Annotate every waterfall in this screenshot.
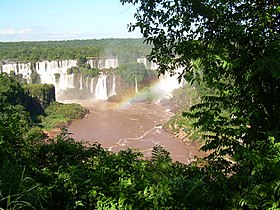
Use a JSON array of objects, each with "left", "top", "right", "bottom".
[
  {"left": 112, "top": 75, "right": 116, "bottom": 96},
  {"left": 95, "top": 74, "right": 108, "bottom": 100},
  {"left": 157, "top": 66, "right": 185, "bottom": 97},
  {"left": 87, "top": 58, "right": 118, "bottom": 69},
  {"left": 85, "top": 76, "right": 89, "bottom": 89},
  {"left": 150, "top": 60, "right": 158, "bottom": 70},
  {"left": 135, "top": 77, "right": 139, "bottom": 93},
  {"left": 59, "top": 73, "right": 75, "bottom": 90},
  {"left": 68, "top": 74, "right": 75, "bottom": 88},
  {"left": 90, "top": 78, "right": 95, "bottom": 93},
  {"left": 2, "top": 63, "right": 31, "bottom": 81},
  {"left": 137, "top": 57, "right": 147, "bottom": 67},
  {"left": 79, "top": 75, "right": 83, "bottom": 90},
  {"left": 56, "top": 74, "right": 61, "bottom": 90},
  {"left": 2, "top": 59, "right": 77, "bottom": 90},
  {"left": 104, "top": 59, "right": 119, "bottom": 69}
]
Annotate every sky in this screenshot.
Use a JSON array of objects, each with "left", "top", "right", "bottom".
[{"left": 0, "top": 0, "right": 142, "bottom": 42}]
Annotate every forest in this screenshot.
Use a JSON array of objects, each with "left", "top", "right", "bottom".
[
  {"left": 0, "top": 0, "right": 279, "bottom": 209},
  {"left": 0, "top": 38, "right": 152, "bottom": 64}
]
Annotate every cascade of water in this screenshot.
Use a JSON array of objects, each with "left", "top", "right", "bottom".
[
  {"left": 57, "top": 74, "right": 63, "bottom": 90},
  {"left": 68, "top": 74, "right": 75, "bottom": 88},
  {"left": 34, "top": 60, "right": 77, "bottom": 90},
  {"left": 150, "top": 60, "right": 158, "bottom": 70},
  {"left": 95, "top": 74, "right": 108, "bottom": 100},
  {"left": 137, "top": 57, "right": 147, "bottom": 67},
  {"left": 104, "top": 59, "right": 118, "bottom": 69},
  {"left": 59, "top": 74, "right": 65, "bottom": 90},
  {"left": 112, "top": 74, "right": 116, "bottom": 96},
  {"left": 135, "top": 77, "right": 139, "bottom": 93},
  {"left": 59, "top": 73, "right": 74, "bottom": 90},
  {"left": 90, "top": 78, "right": 95, "bottom": 93},
  {"left": 85, "top": 76, "right": 89, "bottom": 89},
  {"left": 79, "top": 75, "right": 83, "bottom": 90},
  {"left": 87, "top": 58, "right": 103, "bottom": 69},
  {"left": 87, "top": 60, "right": 93, "bottom": 68},
  {"left": 157, "top": 66, "right": 185, "bottom": 97}
]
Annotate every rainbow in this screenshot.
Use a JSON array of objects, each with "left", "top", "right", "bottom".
[{"left": 112, "top": 75, "right": 180, "bottom": 110}]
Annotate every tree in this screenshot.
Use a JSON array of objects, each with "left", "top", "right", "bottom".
[
  {"left": 120, "top": 0, "right": 280, "bottom": 208},
  {"left": 0, "top": 73, "right": 33, "bottom": 161},
  {"left": 116, "top": 61, "right": 155, "bottom": 85}
]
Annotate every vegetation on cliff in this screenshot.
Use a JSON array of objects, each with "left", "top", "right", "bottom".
[
  {"left": 40, "top": 102, "right": 89, "bottom": 130},
  {"left": 24, "top": 83, "right": 56, "bottom": 109},
  {"left": 116, "top": 61, "right": 156, "bottom": 85}
]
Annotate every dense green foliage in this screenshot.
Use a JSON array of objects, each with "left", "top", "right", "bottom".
[
  {"left": 116, "top": 61, "right": 156, "bottom": 85},
  {"left": 0, "top": 132, "right": 229, "bottom": 210},
  {"left": 0, "top": 73, "right": 33, "bottom": 160},
  {"left": 79, "top": 67, "right": 100, "bottom": 78},
  {"left": 121, "top": 0, "right": 280, "bottom": 208},
  {"left": 24, "top": 84, "right": 56, "bottom": 109},
  {"left": 40, "top": 102, "right": 88, "bottom": 130},
  {"left": 0, "top": 39, "right": 152, "bottom": 64}
]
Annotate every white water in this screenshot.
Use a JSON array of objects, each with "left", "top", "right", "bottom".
[
  {"left": 87, "top": 58, "right": 102, "bottom": 69},
  {"left": 90, "top": 78, "right": 95, "bottom": 93},
  {"left": 104, "top": 58, "right": 118, "bottom": 69},
  {"left": 1, "top": 57, "right": 185, "bottom": 101},
  {"left": 137, "top": 57, "right": 147, "bottom": 67},
  {"left": 79, "top": 75, "right": 83, "bottom": 90},
  {"left": 85, "top": 76, "right": 89, "bottom": 89},
  {"left": 61, "top": 73, "right": 75, "bottom": 90},
  {"left": 136, "top": 57, "right": 158, "bottom": 70},
  {"left": 95, "top": 74, "right": 108, "bottom": 100},
  {"left": 2, "top": 60, "right": 77, "bottom": 92},
  {"left": 1, "top": 59, "right": 119, "bottom": 91},
  {"left": 157, "top": 66, "right": 185, "bottom": 97},
  {"left": 87, "top": 58, "right": 118, "bottom": 69}
]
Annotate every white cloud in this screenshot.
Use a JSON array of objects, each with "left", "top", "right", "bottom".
[
  {"left": 19, "top": 28, "right": 32, "bottom": 34},
  {"left": 0, "top": 28, "right": 16, "bottom": 35},
  {"left": 0, "top": 28, "right": 31, "bottom": 35}
]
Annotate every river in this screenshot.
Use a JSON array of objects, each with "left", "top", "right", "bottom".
[{"left": 67, "top": 100, "right": 203, "bottom": 163}]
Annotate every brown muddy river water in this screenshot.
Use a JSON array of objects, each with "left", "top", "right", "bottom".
[{"left": 67, "top": 101, "right": 202, "bottom": 163}]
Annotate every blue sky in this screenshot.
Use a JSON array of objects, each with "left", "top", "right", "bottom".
[{"left": 0, "top": 0, "right": 142, "bottom": 42}]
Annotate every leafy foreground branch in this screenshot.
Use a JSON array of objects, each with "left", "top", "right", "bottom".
[{"left": 120, "top": 0, "right": 280, "bottom": 208}]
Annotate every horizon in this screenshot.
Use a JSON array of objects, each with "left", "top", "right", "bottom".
[{"left": 0, "top": 0, "right": 142, "bottom": 42}]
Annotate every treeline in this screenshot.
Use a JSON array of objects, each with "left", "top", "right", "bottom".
[{"left": 0, "top": 38, "right": 152, "bottom": 64}]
